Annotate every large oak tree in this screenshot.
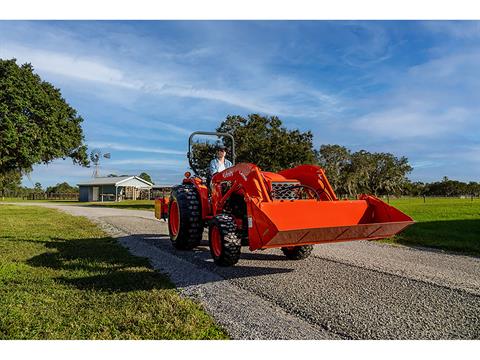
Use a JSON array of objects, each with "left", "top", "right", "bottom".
[{"left": 0, "top": 59, "right": 89, "bottom": 184}]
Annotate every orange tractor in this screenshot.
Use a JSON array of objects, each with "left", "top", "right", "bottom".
[{"left": 155, "top": 131, "right": 414, "bottom": 266}]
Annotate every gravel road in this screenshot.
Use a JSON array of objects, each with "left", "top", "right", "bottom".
[{"left": 8, "top": 203, "right": 480, "bottom": 339}]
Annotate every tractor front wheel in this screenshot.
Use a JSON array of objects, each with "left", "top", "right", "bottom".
[
  {"left": 168, "top": 184, "right": 203, "bottom": 250},
  {"left": 281, "top": 245, "right": 313, "bottom": 260},
  {"left": 209, "top": 214, "right": 241, "bottom": 266}
]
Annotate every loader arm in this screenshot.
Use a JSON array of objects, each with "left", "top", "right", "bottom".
[{"left": 278, "top": 165, "right": 338, "bottom": 201}]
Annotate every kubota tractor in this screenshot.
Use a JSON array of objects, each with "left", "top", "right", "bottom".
[{"left": 155, "top": 131, "right": 414, "bottom": 266}]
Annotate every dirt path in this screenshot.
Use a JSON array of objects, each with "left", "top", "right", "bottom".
[{"left": 7, "top": 203, "right": 480, "bottom": 339}]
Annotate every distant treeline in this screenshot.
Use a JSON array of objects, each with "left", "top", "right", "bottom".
[
  {"left": 0, "top": 181, "right": 79, "bottom": 198},
  {"left": 318, "top": 145, "right": 479, "bottom": 197},
  {"left": 404, "top": 177, "right": 480, "bottom": 197}
]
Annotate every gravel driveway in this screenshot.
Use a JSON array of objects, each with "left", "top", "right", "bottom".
[{"left": 9, "top": 203, "right": 480, "bottom": 339}]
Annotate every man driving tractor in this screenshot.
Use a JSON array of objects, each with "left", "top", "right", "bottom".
[{"left": 209, "top": 143, "right": 232, "bottom": 175}]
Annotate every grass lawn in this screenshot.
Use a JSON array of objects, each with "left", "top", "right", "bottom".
[
  {"left": 386, "top": 197, "right": 480, "bottom": 256},
  {"left": 0, "top": 204, "right": 227, "bottom": 339},
  {"left": 0, "top": 197, "right": 78, "bottom": 203},
  {"left": 0, "top": 198, "right": 155, "bottom": 211}
]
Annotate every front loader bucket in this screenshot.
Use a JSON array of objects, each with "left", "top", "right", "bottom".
[{"left": 248, "top": 195, "right": 413, "bottom": 251}]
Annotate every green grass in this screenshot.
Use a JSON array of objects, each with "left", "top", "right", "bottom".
[
  {"left": 0, "top": 198, "right": 155, "bottom": 210},
  {"left": 385, "top": 197, "right": 480, "bottom": 256},
  {"left": 0, "top": 205, "right": 228, "bottom": 339},
  {"left": 0, "top": 197, "right": 78, "bottom": 203}
]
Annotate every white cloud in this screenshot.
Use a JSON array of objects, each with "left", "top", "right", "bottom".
[
  {"left": 352, "top": 107, "right": 470, "bottom": 138},
  {"left": 410, "top": 160, "right": 442, "bottom": 169},
  {"left": 421, "top": 21, "right": 480, "bottom": 39},
  {"left": 351, "top": 49, "right": 480, "bottom": 140},
  {"left": 87, "top": 141, "right": 184, "bottom": 155},
  {"left": 94, "top": 117, "right": 192, "bottom": 137},
  {"left": 109, "top": 159, "right": 185, "bottom": 167},
  {"left": 0, "top": 44, "right": 135, "bottom": 88},
  {"left": 0, "top": 39, "right": 341, "bottom": 118}
]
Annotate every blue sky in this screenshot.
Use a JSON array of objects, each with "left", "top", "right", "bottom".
[{"left": 1, "top": 21, "right": 479, "bottom": 187}]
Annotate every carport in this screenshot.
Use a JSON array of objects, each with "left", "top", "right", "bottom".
[{"left": 77, "top": 176, "right": 153, "bottom": 202}]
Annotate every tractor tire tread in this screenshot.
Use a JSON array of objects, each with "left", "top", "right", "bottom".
[
  {"left": 210, "top": 214, "right": 241, "bottom": 266},
  {"left": 169, "top": 184, "right": 203, "bottom": 250},
  {"left": 281, "top": 245, "right": 313, "bottom": 260}
]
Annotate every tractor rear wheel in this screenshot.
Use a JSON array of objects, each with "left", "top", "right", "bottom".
[
  {"left": 281, "top": 245, "right": 313, "bottom": 260},
  {"left": 209, "top": 214, "right": 241, "bottom": 266},
  {"left": 168, "top": 184, "right": 203, "bottom": 250}
]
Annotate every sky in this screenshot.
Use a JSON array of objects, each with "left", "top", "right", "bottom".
[{"left": 0, "top": 20, "right": 479, "bottom": 187}]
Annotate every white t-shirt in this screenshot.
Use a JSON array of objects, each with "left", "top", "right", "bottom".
[{"left": 218, "top": 161, "right": 225, "bottom": 172}]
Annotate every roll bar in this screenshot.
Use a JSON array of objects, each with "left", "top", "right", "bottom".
[{"left": 187, "top": 131, "right": 236, "bottom": 176}]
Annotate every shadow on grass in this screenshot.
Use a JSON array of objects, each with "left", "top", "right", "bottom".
[
  {"left": 26, "top": 232, "right": 294, "bottom": 291},
  {"left": 392, "top": 219, "right": 480, "bottom": 257},
  {"left": 27, "top": 236, "right": 174, "bottom": 292}
]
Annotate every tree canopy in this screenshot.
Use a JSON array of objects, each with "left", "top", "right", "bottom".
[
  {"left": 317, "top": 145, "right": 412, "bottom": 197},
  {"left": 190, "top": 141, "right": 218, "bottom": 178},
  {"left": 138, "top": 172, "right": 154, "bottom": 184},
  {"left": 45, "top": 182, "right": 78, "bottom": 194},
  {"left": 0, "top": 59, "right": 89, "bottom": 179},
  {"left": 406, "top": 177, "right": 480, "bottom": 197},
  {"left": 216, "top": 114, "right": 316, "bottom": 172}
]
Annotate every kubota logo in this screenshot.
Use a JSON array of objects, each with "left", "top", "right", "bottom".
[{"left": 223, "top": 170, "right": 234, "bottom": 178}]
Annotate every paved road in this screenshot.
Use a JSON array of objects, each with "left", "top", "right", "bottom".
[{"left": 7, "top": 203, "right": 480, "bottom": 339}]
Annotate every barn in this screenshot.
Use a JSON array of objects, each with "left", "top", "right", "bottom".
[{"left": 77, "top": 176, "right": 153, "bottom": 202}]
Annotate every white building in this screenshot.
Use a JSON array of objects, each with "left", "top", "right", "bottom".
[{"left": 77, "top": 176, "right": 153, "bottom": 202}]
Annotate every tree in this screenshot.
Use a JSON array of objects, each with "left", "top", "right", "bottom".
[
  {"left": 423, "top": 177, "right": 471, "bottom": 197},
  {"left": 0, "top": 58, "right": 89, "bottom": 179},
  {"left": 363, "top": 152, "right": 412, "bottom": 196},
  {"left": 316, "top": 144, "right": 351, "bottom": 194},
  {"left": 402, "top": 181, "right": 426, "bottom": 196},
  {"left": 46, "top": 182, "right": 78, "bottom": 194},
  {"left": 467, "top": 182, "right": 480, "bottom": 197},
  {"left": 139, "top": 172, "right": 154, "bottom": 184},
  {"left": 344, "top": 150, "right": 373, "bottom": 196},
  {"left": 190, "top": 141, "right": 217, "bottom": 178},
  {"left": 317, "top": 146, "right": 413, "bottom": 197},
  {"left": 0, "top": 170, "right": 21, "bottom": 197},
  {"left": 216, "top": 114, "right": 316, "bottom": 172},
  {"left": 34, "top": 182, "right": 43, "bottom": 192}
]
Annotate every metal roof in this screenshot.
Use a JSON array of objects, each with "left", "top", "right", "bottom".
[
  {"left": 77, "top": 176, "right": 153, "bottom": 187},
  {"left": 151, "top": 184, "right": 174, "bottom": 188}
]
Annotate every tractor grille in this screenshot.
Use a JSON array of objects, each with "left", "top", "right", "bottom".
[{"left": 271, "top": 182, "right": 302, "bottom": 200}]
